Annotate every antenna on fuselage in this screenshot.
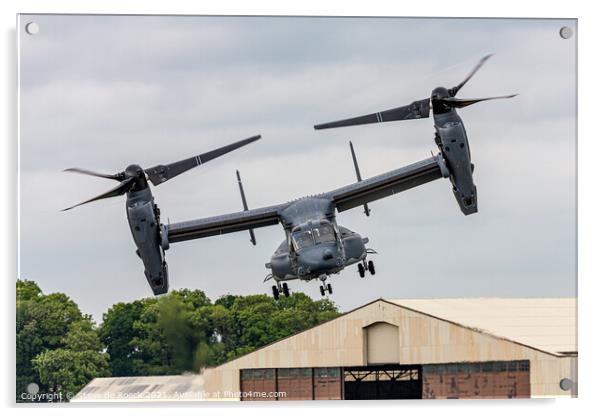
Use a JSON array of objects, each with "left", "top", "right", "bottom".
[
  {"left": 349, "top": 141, "right": 371, "bottom": 217},
  {"left": 236, "top": 170, "right": 257, "bottom": 245}
]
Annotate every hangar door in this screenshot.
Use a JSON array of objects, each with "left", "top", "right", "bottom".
[
  {"left": 240, "top": 367, "right": 342, "bottom": 401},
  {"left": 344, "top": 365, "right": 422, "bottom": 400},
  {"left": 422, "top": 360, "right": 531, "bottom": 399},
  {"left": 240, "top": 369, "right": 277, "bottom": 401}
]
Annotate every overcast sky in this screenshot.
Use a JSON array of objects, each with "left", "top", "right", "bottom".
[{"left": 18, "top": 15, "right": 576, "bottom": 322}]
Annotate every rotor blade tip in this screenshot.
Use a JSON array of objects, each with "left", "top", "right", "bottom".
[{"left": 480, "top": 54, "right": 494, "bottom": 62}]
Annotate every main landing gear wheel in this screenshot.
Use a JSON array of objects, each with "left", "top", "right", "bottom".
[
  {"left": 282, "top": 282, "right": 290, "bottom": 297},
  {"left": 272, "top": 285, "right": 279, "bottom": 300},
  {"left": 358, "top": 263, "right": 365, "bottom": 278},
  {"left": 368, "top": 260, "right": 375, "bottom": 275},
  {"left": 319, "top": 275, "right": 331, "bottom": 297}
]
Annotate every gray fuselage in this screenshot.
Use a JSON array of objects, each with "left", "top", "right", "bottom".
[{"left": 267, "top": 197, "right": 368, "bottom": 282}]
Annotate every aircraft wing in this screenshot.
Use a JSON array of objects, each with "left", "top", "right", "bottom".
[
  {"left": 167, "top": 203, "right": 286, "bottom": 243},
  {"left": 327, "top": 156, "right": 444, "bottom": 213}
]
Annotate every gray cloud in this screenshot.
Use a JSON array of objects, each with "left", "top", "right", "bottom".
[{"left": 18, "top": 15, "right": 576, "bottom": 321}]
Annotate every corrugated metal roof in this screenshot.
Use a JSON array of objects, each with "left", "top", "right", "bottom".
[
  {"left": 386, "top": 298, "right": 576, "bottom": 355},
  {"left": 71, "top": 374, "right": 208, "bottom": 402}
]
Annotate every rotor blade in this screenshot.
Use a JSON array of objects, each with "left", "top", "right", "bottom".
[
  {"left": 441, "top": 94, "right": 518, "bottom": 108},
  {"left": 61, "top": 177, "right": 134, "bottom": 211},
  {"left": 63, "top": 167, "right": 124, "bottom": 181},
  {"left": 314, "top": 98, "right": 430, "bottom": 130},
  {"left": 144, "top": 134, "right": 261, "bottom": 186},
  {"left": 448, "top": 54, "right": 493, "bottom": 97}
]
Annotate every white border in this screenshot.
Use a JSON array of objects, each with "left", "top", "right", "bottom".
[{"left": 3, "top": 1, "right": 599, "bottom": 415}]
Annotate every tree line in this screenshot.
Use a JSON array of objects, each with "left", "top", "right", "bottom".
[{"left": 16, "top": 279, "right": 340, "bottom": 402}]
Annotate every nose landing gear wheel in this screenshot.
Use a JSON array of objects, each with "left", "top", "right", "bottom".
[
  {"left": 319, "top": 286, "right": 325, "bottom": 296},
  {"left": 368, "top": 260, "right": 375, "bottom": 275},
  {"left": 282, "top": 282, "right": 290, "bottom": 297},
  {"left": 272, "top": 285, "right": 280, "bottom": 300},
  {"left": 358, "top": 263, "right": 365, "bottom": 278},
  {"left": 327, "top": 283, "right": 333, "bottom": 294}
]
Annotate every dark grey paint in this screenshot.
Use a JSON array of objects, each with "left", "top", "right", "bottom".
[{"left": 126, "top": 187, "right": 168, "bottom": 295}]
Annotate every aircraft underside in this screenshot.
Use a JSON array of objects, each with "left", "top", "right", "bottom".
[{"left": 268, "top": 247, "right": 376, "bottom": 300}]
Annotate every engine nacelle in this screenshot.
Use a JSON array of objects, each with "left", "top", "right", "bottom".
[
  {"left": 340, "top": 227, "right": 367, "bottom": 263},
  {"left": 436, "top": 118, "right": 478, "bottom": 215},
  {"left": 126, "top": 188, "right": 169, "bottom": 295},
  {"left": 268, "top": 238, "right": 295, "bottom": 280}
]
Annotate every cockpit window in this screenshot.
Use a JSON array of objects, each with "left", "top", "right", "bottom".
[
  {"left": 313, "top": 223, "right": 336, "bottom": 244},
  {"left": 291, "top": 223, "right": 337, "bottom": 251},
  {"left": 292, "top": 230, "right": 314, "bottom": 251}
]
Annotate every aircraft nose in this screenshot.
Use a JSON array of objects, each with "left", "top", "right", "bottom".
[{"left": 298, "top": 245, "right": 342, "bottom": 275}]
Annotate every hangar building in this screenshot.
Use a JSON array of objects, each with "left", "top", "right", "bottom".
[{"left": 74, "top": 297, "right": 577, "bottom": 402}]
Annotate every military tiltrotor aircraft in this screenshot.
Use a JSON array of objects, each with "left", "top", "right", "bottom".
[
  {"left": 64, "top": 55, "right": 515, "bottom": 299},
  {"left": 165, "top": 55, "right": 516, "bottom": 299},
  {"left": 62, "top": 135, "right": 261, "bottom": 295}
]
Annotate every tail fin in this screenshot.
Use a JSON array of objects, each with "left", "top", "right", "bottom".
[
  {"left": 349, "top": 141, "right": 371, "bottom": 217},
  {"left": 236, "top": 170, "right": 257, "bottom": 245}
]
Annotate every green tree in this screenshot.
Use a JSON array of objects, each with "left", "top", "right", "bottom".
[
  {"left": 98, "top": 300, "right": 145, "bottom": 376},
  {"left": 214, "top": 292, "right": 340, "bottom": 361},
  {"left": 129, "top": 298, "right": 168, "bottom": 375},
  {"left": 32, "top": 318, "right": 110, "bottom": 399},
  {"left": 98, "top": 289, "right": 340, "bottom": 376},
  {"left": 16, "top": 280, "right": 82, "bottom": 401},
  {"left": 99, "top": 289, "right": 221, "bottom": 376},
  {"left": 17, "top": 282, "right": 342, "bottom": 394},
  {"left": 16, "top": 279, "right": 42, "bottom": 302},
  {"left": 157, "top": 295, "right": 197, "bottom": 372}
]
